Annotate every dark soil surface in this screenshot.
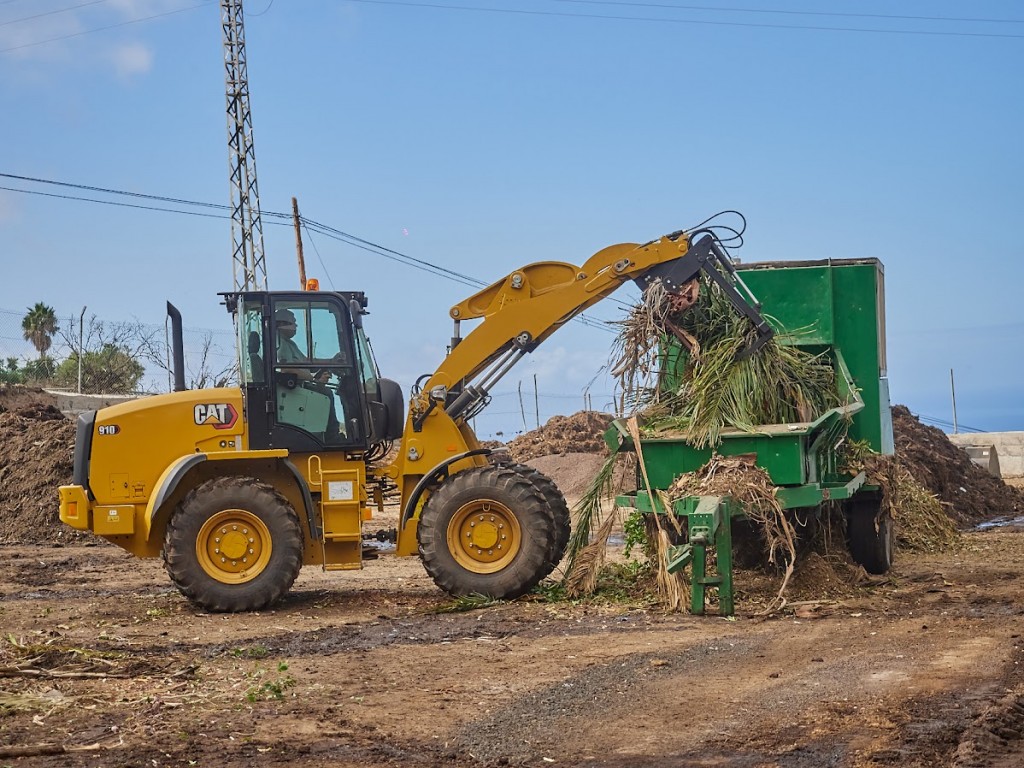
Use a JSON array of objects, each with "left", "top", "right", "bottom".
[{"left": 1, "top": 528, "right": 1023, "bottom": 767}]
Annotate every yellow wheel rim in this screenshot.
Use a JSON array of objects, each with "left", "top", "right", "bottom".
[
  {"left": 446, "top": 499, "right": 522, "bottom": 574},
  {"left": 196, "top": 509, "right": 272, "bottom": 584}
]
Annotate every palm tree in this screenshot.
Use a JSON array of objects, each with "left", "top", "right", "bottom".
[{"left": 22, "top": 302, "right": 59, "bottom": 359}]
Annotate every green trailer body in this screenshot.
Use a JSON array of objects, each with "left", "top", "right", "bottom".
[{"left": 612, "top": 258, "right": 895, "bottom": 614}]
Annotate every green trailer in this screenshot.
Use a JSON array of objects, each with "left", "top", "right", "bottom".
[{"left": 610, "top": 258, "right": 894, "bottom": 615}]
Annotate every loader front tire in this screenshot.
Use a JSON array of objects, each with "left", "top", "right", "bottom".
[
  {"left": 505, "top": 463, "right": 571, "bottom": 578},
  {"left": 419, "top": 466, "right": 555, "bottom": 599},
  {"left": 163, "top": 477, "right": 303, "bottom": 612}
]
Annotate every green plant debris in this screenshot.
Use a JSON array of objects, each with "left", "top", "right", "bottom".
[
  {"left": 611, "top": 277, "right": 843, "bottom": 448},
  {"left": 244, "top": 663, "right": 295, "bottom": 702}
]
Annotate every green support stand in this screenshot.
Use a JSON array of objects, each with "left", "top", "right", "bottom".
[{"left": 666, "top": 496, "right": 737, "bottom": 616}]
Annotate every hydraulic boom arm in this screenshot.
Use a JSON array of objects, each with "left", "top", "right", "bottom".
[{"left": 415, "top": 231, "right": 773, "bottom": 427}]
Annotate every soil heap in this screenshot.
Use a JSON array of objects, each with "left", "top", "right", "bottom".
[
  {"left": 505, "top": 411, "right": 613, "bottom": 462},
  {"left": 891, "top": 405, "right": 1024, "bottom": 523},
  {"left": 0, "top": 386, "right": 80, "bottom": 545}
]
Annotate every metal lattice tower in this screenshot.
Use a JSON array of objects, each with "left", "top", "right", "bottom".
[{"left": 222, "top": 0, "right": 267, "bottom": 291}]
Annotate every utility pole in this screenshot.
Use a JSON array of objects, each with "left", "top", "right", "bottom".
[
  {"left": 292, "top": 197, "right": 307, "bottom": 289},
  {"left": 533, "top": 373, "right": 540, "bottom": 429},
  {"left": 950, "top": 368, "right": 959, "bottom": 434},
  {"left": 77, "top": 306, "right": 86, "bottom": 394},
  {"left": 222, "top": 0, "right": 267, "bottom": 291}
]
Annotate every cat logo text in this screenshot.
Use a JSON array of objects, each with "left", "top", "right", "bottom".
[{"left": 194, "top": 403, "right": 238, "bottom": 430}]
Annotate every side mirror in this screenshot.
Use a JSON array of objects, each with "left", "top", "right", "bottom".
[{"left": 367, "top": 378, "right": 405, "bottom": 443}]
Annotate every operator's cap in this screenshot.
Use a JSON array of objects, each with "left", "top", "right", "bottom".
[{"left": 274, "top": 308, "right": 296, "bottom": 325}]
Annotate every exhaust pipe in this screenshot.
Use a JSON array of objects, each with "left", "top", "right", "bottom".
[{"left": 166, "top": 302, "right": 186, "bottom": 392}]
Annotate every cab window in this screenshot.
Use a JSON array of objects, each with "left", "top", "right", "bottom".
[{"left": 271, "top": 299, "right": 359, "bottom": 446}]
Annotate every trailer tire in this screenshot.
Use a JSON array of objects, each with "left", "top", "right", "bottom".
[
  {"left": 163, "top": 477, "right": 303, "bottom": 612},
  {"left": 419, "top": 466, "right": 555, "bottom": 599},
  {"left": 846, "top": 494, "right": 894, "bottom": 575}
]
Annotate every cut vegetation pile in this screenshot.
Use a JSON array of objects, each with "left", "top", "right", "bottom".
[
  {"left": 0, "top": 386, "right": 80, "bottom": 546},
  {"left": 505, "top": 411, "right": 613, "bottom": 462},
  {"left": 611, "top": 278, "right": 842, "bottom": 447}
]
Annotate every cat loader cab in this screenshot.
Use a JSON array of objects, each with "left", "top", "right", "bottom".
[{"left": 231, "top": 288, "right": 404, "bottom": 454}]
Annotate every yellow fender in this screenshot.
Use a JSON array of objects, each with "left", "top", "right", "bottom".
[{"left": 142, "top": 449, "right": 295, "bottom": 544}]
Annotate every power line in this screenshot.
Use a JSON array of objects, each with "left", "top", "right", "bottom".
[
  {"left": 299, "top": 219, "right": 335, "bottom": 291},
  {"left": 0, "top": 184, "right": 228, "bottom": 220},
  {"left": 0, "top": 172, "right": 622, "bottom": 329},
  {"left": 915, "top": 412, "right": 986, "bottom": 434},
  {"left": 0, "top": 172, "right": 228, "bottom": 210},
  {"left": 0, "top": 0, "right": 109, "bottom": 28},
  {"left": 341, "top": 0, "right": 1024, "bottom": 39},
  {"left": 0, "top": 1, "right": 213, "bottom": 54},
  {"left": 555, "top": 0, "right": 1024, "bottom": 26}
]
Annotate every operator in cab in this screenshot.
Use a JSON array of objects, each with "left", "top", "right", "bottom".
[{"left": 274, "top": 308, "right": 343, "bottom": 441}]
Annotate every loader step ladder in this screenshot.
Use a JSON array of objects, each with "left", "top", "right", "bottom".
[{"left": 318, "top": 467, "right": 363, "bottom": 571}]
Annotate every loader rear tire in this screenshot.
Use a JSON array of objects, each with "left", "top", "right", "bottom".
[
  {"left": 419, "top": 466, "right": 555, "bottom": 599},
  {"left": 163, "top": 477, "right": 303, "bottom": 612},
  {"left": 846, "top": 493, "right": 894, "bottom": 575}
]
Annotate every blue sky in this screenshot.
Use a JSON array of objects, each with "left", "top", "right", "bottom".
[{"left": 1, "top": 0, "right": 1022, "bottom": 438}]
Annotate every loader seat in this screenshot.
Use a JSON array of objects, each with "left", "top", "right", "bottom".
[{"left": 248, "top": 331, "right": 265, "bottom": 383}]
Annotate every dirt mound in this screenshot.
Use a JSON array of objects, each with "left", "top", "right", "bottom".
[
  {"left": 506, "top": 411, "right": 613, "bottom": 462},
  {"left": 524, "top": 452, "right": 636, "bottom": 500},
  {"left": 891, "top": 405, "right": 1024, "bottom": 524},
  {"left": 0, "top": 384, "right": 56, "bottom": 414},
  {"left": 0, "top": 386, "right": 81, "bottom": 545}
]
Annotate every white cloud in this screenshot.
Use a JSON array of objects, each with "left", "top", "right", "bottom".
[
  {"left": 109, "top": 41, "right": 154, "bottom": 79},
  {"left": 0, "top": 1, "right": 186, "bottom": 70}
]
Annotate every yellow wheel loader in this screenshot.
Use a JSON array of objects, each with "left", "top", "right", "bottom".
[{"left": 58, "top": 229, "right": 772, "bottom": 611}]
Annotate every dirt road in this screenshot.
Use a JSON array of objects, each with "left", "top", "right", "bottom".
[{"left": 3, "top": 519, "right": 1023, "bottom": 768}]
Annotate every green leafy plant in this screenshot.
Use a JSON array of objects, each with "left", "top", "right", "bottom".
[
  {"left": 244, "top": 662, "right": 295, "bottom": 702},
  {"left": 231, "top": 645, "right": 269, "bottom": 659},
  {"left": 622, "top": 510, "right": 650, "bottom": 560}
]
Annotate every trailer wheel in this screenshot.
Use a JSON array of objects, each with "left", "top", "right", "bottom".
[
  {"left": 504, "top": 463, "right": 571, "bottom": 578},
  {"left": 846, "top": 494, "right": 894, "bottom": 575},
  {"left": 163, "top": 477, "right": 303, "bottom": 612},
  {"left": 419, "top": 466, "right": 555, "bottom": 599}
]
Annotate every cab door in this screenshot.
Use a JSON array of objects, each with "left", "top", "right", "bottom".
[{"left": 240, "top": 295, "right": 367, "bottom": 453}]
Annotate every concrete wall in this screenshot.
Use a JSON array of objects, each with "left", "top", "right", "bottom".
[
  {"left": 948, "top": 432, "right": 1024, "bottom": 478},
  {"left": 46, "top": 390, "right": 137, "bottom": 420}
]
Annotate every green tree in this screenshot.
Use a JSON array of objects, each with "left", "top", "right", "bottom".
[
  {"left": 22, "top": 356, "right": 57, "bottom": 382},
  {"left": 54, "top": 344, "right": 144, "bottom": 394},
  {"left": 22, "top": 302, "right": 59, "bottom": 359},
  {"left": 0, "top": 357, "right": 24, "bottom": 385}
]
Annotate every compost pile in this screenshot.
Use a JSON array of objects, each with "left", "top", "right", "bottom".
[
  {"left": 891, "top": 405, "right": 1024, "bottom": 523},
  {"left": 0, "top": 386, "right": 81, "bottom": 545},
  {"left": 505, "top": 411, "right": 613, "bottom": 462}
]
